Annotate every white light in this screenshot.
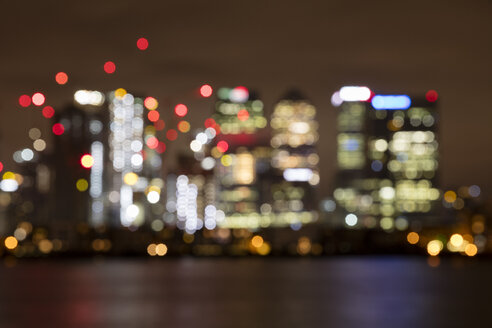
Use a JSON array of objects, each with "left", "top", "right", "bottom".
[
  {"left": 339, "top": 86, "right": 371, "bottom": 102},
  {"left": 21, "top": 148, "right": 34, "bottom": 161},
  {"left": 345, "top": 213, "right": 358, "bottom": 226},
  {"left": 196, "top": 132, "right": 208, "bottom": 144},
  {"left": 374, "top": 139, "right": 388, "bottom": 152},
  {"left": 190, "top": 140, "right": 202, "bottom": 152},
  {"left": 0, "top": 179, "right": 19, "bottom": 192},
  {"left": 89, "top": 120, "right": 103, "bottom": 134},
  {"left": 283, "top": 168, "right": 313, "bottom": 182},
  {"left": 147, "top": 190, "right": 160, "bottom": 204},
  {"left": 126, "top": 204, "right": 140, "bottom": 218},
  {"left": 229, "top": 87, "right": 249, "bottom": 103},
  {"left": 204, "top": 218, "right": 216, "bottom": 230},
  {"left": 205, "top": 127, "right": 216, "bottom": 139},
  {"left": 331, "top": 91, "right": 343, "bottom": 107},
  {"left": 74, "top": 90, "right": 105, "bottom": 106},
  {"left": 379, "top": 186, "right": 395, "bottom": 200},
  {"left": 288, "top": 122, "right": 310, "bottom": 134},
  {"left": 201, "top": 157, "right": 215, "bottom": 170},
  {"left": 215, "top": 210, "right": 225, "bottom": 222},
  {"left": 131, "top": 154, "right": 143, "bottom": 167}
]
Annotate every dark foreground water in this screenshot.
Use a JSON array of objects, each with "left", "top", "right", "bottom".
[{"left": 0, "top": 256, "right": 490, "bottom": 328}]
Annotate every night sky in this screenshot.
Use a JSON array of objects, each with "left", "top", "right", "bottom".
[{"left": 1, "top": 0, "right": 491, "bottom": 197}]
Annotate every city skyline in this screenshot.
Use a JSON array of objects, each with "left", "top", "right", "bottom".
[{"left": 1, "top": 0, "right": 491, "bottom": 197}]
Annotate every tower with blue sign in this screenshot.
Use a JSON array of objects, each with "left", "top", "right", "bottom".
[{"left": 332, "top": 87, "right": 440, "bottom": 231}]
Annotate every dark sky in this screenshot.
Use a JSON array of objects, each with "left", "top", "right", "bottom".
[{"left": 1, "top": 0, "right": 491, "bottom": 196}]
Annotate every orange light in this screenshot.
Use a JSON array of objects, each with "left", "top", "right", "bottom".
[
  {"left": 147, "top": 111, "right": 159, "bottom": 122},
  {"left": 237, "top": 109, "right": 249, "bottom": 121},
  {"left": 80, "top": 154, "right": 94, "bottom": 168},
  {"left": 144, "top": 97, "right": 158, "bottom": 110},
  {"left": 55, "top": 72, "right": 68, "bottom": 85},
  {"left": 177, "top": 120, "right": 190, "bottom": 133},
  {"left": 199, "top": 84, "right": 213, "bottom": 97}
]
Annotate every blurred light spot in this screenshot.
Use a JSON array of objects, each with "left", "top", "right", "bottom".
[
  {"left": 144, "top": 97, "right": 158, "bottom": 110},
  {"left": 407, "top": 232, "right": 419, "bottom": 244},
  {"left": 155, "top": 243, "right": 167, "bottom": 256},
  {"left": 136, "top": 37, "right": 149, "bottom": 50},
  {"left": 146, "top": 136, "right": 159, "bottom": 149},
  {"left": 166, "top": 129, "right": 178, "bottom": 141},
  {"left": 19, "top": 95, "right": 31, "bottom": 107},
  {"left": 42, "top": 106, "right": 55, "bottom": 118},
  {"left": 174, "top": 104, "right": 188, "bottom": 117},
  {"left": 123, "top": 172, "right": 139, "bottom": 186},
  {"left": 32, "top": 92, "right": 45, "bottom": 106},
  {"left": 104, "top": 61, "right": 116, "bottom": 74},
  {"left": 217, "top": 140, "right": 228, "bottom": 152},
  {"left": 4, "top": 236, "right": 18, "bottom": 250},
  {"left": 426, "top": 90, "right": 438, "bottom": 102},
  {"left": 200, "top": 84, "right": 213, "bottom": 97},
  {"left": 80, "top": 154, "right": 94, "bottom": 168},
  {"left": 76, "top": 179, "right": 89, "bottom": 192},
  {"left": 345, "top": 213, "right": 357, "bottom": 226},
  {"left": 147, "top": 110, "right": 159, "bottom": 122},
  {"left": 55, "top": 72, "right": 68, "bottom": 85},
  {"left": 427, "top": 240, "right": 443, "bottom": 256},
  {"left": 28, "top": 128, "right": 41, "bottom": 140},
  {"left": 177, "top": 120, "right": 190, "bottom": 133},
  {"left": 237, "top": 109, "right": 250, "bottom": 121},
  {"left": 465, "top": 244, "right": 478, "bottom": 256}
]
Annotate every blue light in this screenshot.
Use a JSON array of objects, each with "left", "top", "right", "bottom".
[{"left": 371, "top": 95, "right": 411, "bottom": 110}]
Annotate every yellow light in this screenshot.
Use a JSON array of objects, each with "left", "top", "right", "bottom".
[
  {"left": 123, "top": 172, "right": 139, "bottom": 186},
  {"left": 38, "top": 239, "right": 53, "bottom": 253},
  {"left": 76, "top": 179, "right": 89, "bottom": 192},
  {"left": 407, "top": 232, "right": 419, "bottom": 244},
  {"left": 449, "top": 234, "right": 463, "bottom": 248},
  {"left": 251, "top": 235, "right": 264, "bottom": 248},
  {"left": 147, "top": 243, "right": 157, "bottom": 256},
  {"left": 257, "top": 242, "right": 271, "bottom": 256},
  {"left": 211, "top": 147, "right": 222, "bottom": 158},
  {"left": 464, "top": 244, "right": 478, "bottom": 256},
  {"left": 4, "top": 236, "right": 18, "bottom": 249},
  {"left": 155, "top": 243, "right": 168, "bottom": 256},
  {"left": 221, "top": 155, "right": 232, "bottom": 167},
  {"left": 427, "top": 240, "right": 443, "bottom": 256},
  {"left": 3, "top": 171, "right": 15, "bottom": 180},
  {"left": 443, "top": 190, "right": 457, "bottom": 203},
  {"left": 144, "top": 125, "right": 156, "bottom": 136},
  {"left": 114, "top": 88, "right": 127, "bottom": 99}
]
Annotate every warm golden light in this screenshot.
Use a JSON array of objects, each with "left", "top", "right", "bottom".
[
  {"left": 407, "top": 232, "right": 419, "bottom": 244},
  {"left": 251, "top": 235, "right": 264, "bottom": 248},
  {"left": 464, "top": 244, "right": 478, "bottom": 257},
  {"left": 4, "top": 236, "right": 18, "bottom": 250},
  {"left": 427, "top": 240, "right": 443, "bottom": 256},
  {"left": 449, "top": 234, "right": 463, "bottom": 248},
  {"left": 123, "top": 172, "right": 139, "bottom": 186}
]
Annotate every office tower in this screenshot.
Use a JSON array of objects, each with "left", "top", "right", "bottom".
[
  {"left": 333, "top": 87, "right": 440, "bottom": 230},
  {"left": 270, "top": 90, "right": 320, "bottom": 228},
  {"left": 209, "top": 86, "right": 271, "bottom": 229}
]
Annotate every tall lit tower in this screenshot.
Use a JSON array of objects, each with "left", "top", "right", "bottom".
[
  {"left": 332, "top": 87, "right": 440, "bottom": 230},
  {"left": 270, "top": 89, "right": 320, "bottom": 228}
]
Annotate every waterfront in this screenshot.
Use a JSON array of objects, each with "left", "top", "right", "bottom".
[{"left": 0, "top": 256, "right": 490, "bottom": 328}]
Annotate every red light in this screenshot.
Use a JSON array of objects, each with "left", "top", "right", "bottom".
[
  {"left": 156, "top": 141, "right": 166, "bottom": 154},
  {"left": 19, "top": 94, "right": 31, "bottom": 107},
  {"left": 52, "top": 123, "right": 65, "bottom": 135},
  {"left": 32, "top": 92, "right": 45, "bottom": 106},
  {"left": 426, "top": 90, "right": 438, "bottom": 102},
  {"left": 55, "top": 72, "right": 68, "bottom": 85},
  {"left": 200, "top": 84, "right": 213, "bottom": 98},
  {"left": 0, "top": 161, "right": 3, "bottom": 172},
  {"left": 154, "top": 119, "right": 165, "bottom": 131},
  {"left": 166, "top": 129, "right": 178, "bottom": 141},
  {"left": 42, "top": 106, "right": 55, "bottom": 118},
  {"left": 204, "top": 118, "right": 216, "bottom": 128},
  {"left": 104, "top": 61, "right": 116, "bottom": 74},
  {"left": 136, "top": 37, "right": 149, "bottom": 50},
  {"left": 146, "top": 136, "right": 159, "bottom": 149},
  {"left": 147, "top": 111, "right": 160, "bottom": 122},
  {"left": 237, "top": 109, "right": 249, "bottom": 121},
  {"left": 217, "top": 140, "right": 229, "bottom": 152},
  {"left": 174, "top": 104, "right": 188, "bottom": 117},
  {"left": 80, "top": 154, "right": 94, "bottom": 169}
]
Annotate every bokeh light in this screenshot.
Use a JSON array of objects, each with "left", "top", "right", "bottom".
[
  {"left": 80, "top": 154, "right": 94, "bottom": 168},
  {"left": 174, "top": 104, "right": 188, "bottom": 117},
  {"left": 55, "top": 72, "right": 68, "bottom": 85},
  {"left": 237, "top": 109, "right": 250, "bottom": 121},
  {"left": 426, "top": 90, "right": 438, "bottom": 102},
  {"left": 199, "top": 84, "right": 213, "bottom": 97},
  {"left": 166, "top": 129, "right": 178, "bottom": 141},
  {"left": 146, "top": 136, "right": 159, "bottom": 149},
  {"left": 216, "top": 140, "right": 229, "bottom": 153},
  {"left": 156, "top": 141, "right": 166, "bottom": 153},
  {"left": 154, "top": 119, "right": 165, "bottom": 131},
  {"left": 144, "top": 97, "right": 158, "bottom": 110},
  {"left": 42, "top": 106, "right": 55, "bottom": 118},
  {"left": 4, "top": 236, "right": 18, "bottom": 250},
  {"left": 136, "top": 37, "right": 149, "bottom": 50},
  {"left": 104, "top": 61, "right": 116, "bottom": 74},
  {"left": 177, "top": 120, "right": 190, "bottom": 133},
  {"left": 52, "top": 123, "right": 65, "bottom": 135},
  {"left": 147, "top": 111, "right": 160, "bottom": 122},
  {"left": 32, "top": 93, "right": 45, "bottom": 106},
  {"left": 0, "top": 161, "right": 3, "bottom": 172},
  {"left": 76, "top": 179, "right": 89, "bottom": 192},
  {"left": 19, "top": 94, "right": 31, "bottom": 107},
  {"left": 407, "top": 232, "right": 419, "bottom": 244}
]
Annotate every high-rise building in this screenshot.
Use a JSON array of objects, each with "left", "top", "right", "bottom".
[
  {"left": 209, "top": 86, "right": 271, "bottom": 229},
  {"left": 270, "top": 90, "right": 320, "bottom": 228},
  {"left": 332, "top": 87, "right": 440, "bottom": 231}
]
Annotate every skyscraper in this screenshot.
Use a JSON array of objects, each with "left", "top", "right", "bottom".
[
  {"left": 270, "top": 90, "right": 320, "bottom": 228},
  {"left": 333, "top": 87, "right": 440, "bottom": 231}
]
